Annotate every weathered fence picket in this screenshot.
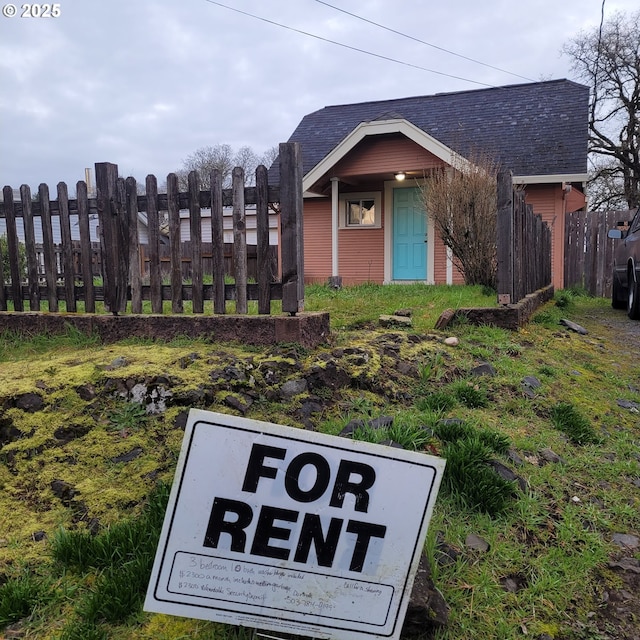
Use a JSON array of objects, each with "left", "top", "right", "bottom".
[
  {"left": 0, "top": 142, "right": 303, "bottom": 316},
  {"left": 497, "top": 171, "right": 552, "bottom": 304},
  {"left": 564, "top": 209, "right": 635, "bottom": 298}
]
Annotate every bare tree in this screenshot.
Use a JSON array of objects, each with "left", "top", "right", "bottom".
[
  {"left": 563, "top": 10, "right": 640, "bottom": 209},
  {"left": 176, "top": 144, "right": 235, "bottom": 191},
  {"left": 587, "top": 156, "right": 629, "bottom": 211},
  {"left": 260, "top": 145, "right": 279, "bottom": 170},
  {"left": 175, "top": 144, "right": 278, "bottom": 191},
  {"left": 419, "top": 151, "right": 499, "bottom": 289}
]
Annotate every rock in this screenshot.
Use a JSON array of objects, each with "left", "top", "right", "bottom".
[
  {"left": 465, "top": 533, "right": 490, "bottom": 552},
  {"left": 397, "top": 361, "right": 418, "bottom": 376},
  {"left": 394, "top": 308, "right": 413, "bottom": 317},
  {"left": 434, "top": 309, "right": 455, "bottom": 330},
  {"left": 379, "top": 314, "right": 412, "bottom": 328},
  {"left": 435, "top": 541, "right": 459, "bottom": 566},
  {"left": 0, "top": 420, "right": 22, "bottom": 446},
  {"left": 106, "top": 356, "right": 128, "bottom": 370},
  {"left": 522, "top": 376, "right": 542, "bottom": 398},
  {"left": 300, "top": 401, "right": 323, "bottom": 418},
  {"left": 76, "top": 384, "right": 97, "bottom": 401},
  {"left": 488, "top": 460, "right": 527, "bottom": 491},
  {"left": 368, "top": 415, "right": 394, "bottom": 430},
  {"left": 50, "top": 479, "right": 78, "bottom": 505},
  {"left": 15, "top": 392, "right": 44, "bottom": 412},
  {"left": 471, "top": 363, "right": 496, "bottom": 377},
  {"left": 112, "top": 447, "right": 144, "bottom": 464},
  {"left": 507, "top": 448, "right": 524, "bottom": 466},
  {"left": 280, "top": 379, "right": 308, "bottom": 399},
  {"left": 339, "top": 419, "right": 365, "bottom": 437},
  {"left": 443, "top": 337, "right": 459, "bottom": 346},
  {"left": 174, "top": 411, "right": 189, "bottom": 431},
  {"left": 501, "top": 574, "right": 527, "bottom": 593},
  {"left": 617, "top": 399, "right": 640, "bottom": 412},
  {"left": 402, "top": 553, "right": 450, "bottom": 635},
  {"left": 612, "top": 533, "right": 640, "bottom": 550},
  {"left": 539, "top": 448, "right": 564, "bottom": 464},
  {"left": 560, "top": 319, "right": 588, "bottom": 335},
  {"left": 379, "top": 439, "right": 405, "bottom": 449},
  {"left": 306, "top": 361, "right": 351, "bottom": 391},
  {"left": 224, "top": 394, "right": 253, "bottom": 415},
  {"left": 523, "top": 376, "right": 541, "bottom": 389},
  {"left": 608, "top": 558, "right": 640, "bottom": 574},
  {"left": 53, "top": 424, "right": 92, "bottom": 444},
  {"left": 177, "top": 352, "right": 200, "bottom": 369},
  {"left": 31, "top": 530, "right": 47, "bottom": 542}
]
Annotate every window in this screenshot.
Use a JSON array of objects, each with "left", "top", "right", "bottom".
[
  {"left": 340, "top": 192, "right": 381, "bottom": 228},
  {"left": 347, "top": 199, "right": 375, "bottom": 225}
]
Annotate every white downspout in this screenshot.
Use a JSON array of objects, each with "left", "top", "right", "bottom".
[
  {"left": 331, "top": 177, "right": 339, "bottom": 279},
  {"left": 446, "top": 246, "right": 453, "bottom": 285}
]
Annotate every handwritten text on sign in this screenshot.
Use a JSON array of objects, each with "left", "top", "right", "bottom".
[{"left": 144, "top": 410, "right": 445, "bottom": 640}]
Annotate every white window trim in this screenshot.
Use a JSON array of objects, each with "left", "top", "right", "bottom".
[{"left": 339, "top": 192, "right": 382, "bottom": 229}]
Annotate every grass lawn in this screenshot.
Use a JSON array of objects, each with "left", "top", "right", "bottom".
[{"left": 0, "top": 286, "right": 638, "bottom": 640}]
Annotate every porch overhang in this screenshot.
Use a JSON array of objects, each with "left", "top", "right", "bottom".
[{"left": 302, "top": 118, "right": 471, "bottom": 194}]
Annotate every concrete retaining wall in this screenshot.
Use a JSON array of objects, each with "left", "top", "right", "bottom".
[{"left": 0, "top": 312, "right": 331, "bottom": 348}]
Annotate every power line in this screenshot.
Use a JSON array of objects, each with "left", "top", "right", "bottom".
[
  {"left": 314, "top": 0, "right": 535, "bottom": 82},
  {"left": 202, "top": 0, "right": 498, "bottom": 88}
]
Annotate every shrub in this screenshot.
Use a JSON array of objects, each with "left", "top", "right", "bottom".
[
  {"left": 550, "top": 402, "right": 600, "bottom": 445},
  {"left": 416, "top": 390, "right": 456, "bottom": 413},
  {"left": 0, "top": 235, "right": 26, "bottom": 284},
  {"left": 0, "top": 569, "right": 52, "bottom": 628},
  {"left": 452, "top": 381, "right": 489, "bottom": 408},
  {"left": 440, "top": 436, "right": 515, "bottom": 515},
  {"left": 51, "top": 482, "right": 170, "bottom": 629},
  {"left": 434, "top": 420, "right": 515, "bottom": 514}
]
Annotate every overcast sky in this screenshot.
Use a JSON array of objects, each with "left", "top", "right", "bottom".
[{"left": 0, "top": 0, "right": 636, "bottom": 192}]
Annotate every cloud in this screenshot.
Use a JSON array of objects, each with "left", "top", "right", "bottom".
[{"left": 0, "top": 0, "right": 637, "bottom": 191}]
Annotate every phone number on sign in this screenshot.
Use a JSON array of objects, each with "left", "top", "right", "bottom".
[{"left": 2, "top": 4, "right": 61, "bottom": 18}]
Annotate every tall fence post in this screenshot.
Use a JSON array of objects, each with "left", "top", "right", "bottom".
[
  {"left": 1, "top": 186, "right": 23, "bottom": 311},
  {"left": 20, "top": 184, "right": 40, "bottom": 311},
  {"left": 76, "top": 180, "right": 95, "bottom": 313},
  {"left": 232, "top": 167, "right": 247, "bottom": 314},
  {"left": 96, "top": 162, "right": 128, "bottom": 314},
  {"left": 256, "top": 164, "right": 271, "bottom": 314},
  {"left": 496, "top": 170, "right": 514, "bottom": 305},
  {"left": 279, "top": 142, "right": 304, "bottom": 314}
]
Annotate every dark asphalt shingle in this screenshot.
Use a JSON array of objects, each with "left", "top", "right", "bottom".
[{"left": 270, "top": 79, "right": 588, "bottom": 184}]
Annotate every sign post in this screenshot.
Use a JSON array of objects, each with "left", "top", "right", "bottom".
[{"left": 145, "top": 410, "right": 445, "bottom": 640}]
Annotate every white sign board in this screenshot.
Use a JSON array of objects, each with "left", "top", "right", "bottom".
[{"left": 145, "top": 409, "right": 445, "bottom": 640}]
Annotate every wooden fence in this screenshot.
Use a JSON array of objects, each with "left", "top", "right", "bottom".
[
  {"left": 496, "top": 171, "right": 552, "bottom": 305},
  {"left": 139, "top": 242, "right": 278, "bottom": 283},
  {"left": 564, "top": 209, "right": 635, "bottom": 298},
  {"left": 0, "top": 142, "right": 304, "bottom": 316}
]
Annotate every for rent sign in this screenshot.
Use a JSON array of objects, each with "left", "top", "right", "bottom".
[{"left": 145, "top": 410, "right": 445, "bottom": 640}]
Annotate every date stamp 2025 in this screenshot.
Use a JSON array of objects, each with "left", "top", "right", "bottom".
[{"left": 2, "top": 3, "right": 61, "bottom": 18}]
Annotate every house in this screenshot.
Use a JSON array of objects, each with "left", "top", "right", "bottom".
[{"left": 270, "top": 79, "right": 589, "bottom": 289}]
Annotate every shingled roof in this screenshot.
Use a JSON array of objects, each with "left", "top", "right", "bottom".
[{"left": 271, "top": 79, "right": 588, "bottom": 184}]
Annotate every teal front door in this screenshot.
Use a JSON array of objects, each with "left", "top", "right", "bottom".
[{"left": 393, "top": 187, "right": 427, "bottom": 280}]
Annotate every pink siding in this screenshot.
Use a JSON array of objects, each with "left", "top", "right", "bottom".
[
  {"left": 303, "top": 199, "right": 332, "bottom": 284},
  {"left": 303, "top": 134, "right": 575, "bottom": 289},
  {"left": 524, "top": 185, "right": 566, "bottom": 290},
  {"left": 332, "top": 135, "right": 445, "bottom": 178},
  {"left": 338, "top": 228, "right": 385, "bottom": 284},
  {"left": 432, "top": 234, "right": 464, "bottom": 285},
  {"left": 303, "top": 198, "right": 385, "bottom": 285}
]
